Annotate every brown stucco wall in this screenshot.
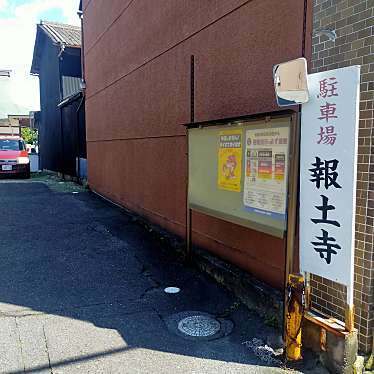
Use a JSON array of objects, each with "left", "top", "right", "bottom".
[{"left": 83, "top": 0, "right": 310, "bottom": 289}]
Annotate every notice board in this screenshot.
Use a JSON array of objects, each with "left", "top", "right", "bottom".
[{"left": 188, "top": 116, "right": 291, "bottom": 238}]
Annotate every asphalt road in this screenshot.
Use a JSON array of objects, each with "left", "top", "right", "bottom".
[{"left": 0, "top": 179, "right": 328, "bottom": 373}]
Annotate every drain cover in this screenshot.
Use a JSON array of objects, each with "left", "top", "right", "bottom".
[
  {"left": 165, "top": 311, "right": 233, "bottom": 341},
  {"left": 177, "top": 315, "right": 221, "bottom": 337}
]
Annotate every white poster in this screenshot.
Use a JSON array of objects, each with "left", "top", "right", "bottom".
[
  {"left": 243, "top": 127, "right": 289, "bottom": 220},
  {"left": 300, "top": 66, "right": 360, "bottom": 289}
]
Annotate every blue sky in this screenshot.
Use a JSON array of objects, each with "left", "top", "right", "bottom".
[
  {"left": 0, "top": 0, "right": 80, "bottom": 114},
  {"left": 0, "top": 1, "right": 67, "bottom": 21}
]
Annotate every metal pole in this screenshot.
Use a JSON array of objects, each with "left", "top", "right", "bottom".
[
  {"left": 76, "top": 94, "right": 84, "bottom": 182},
  {"left": 186, "top": 143, "right": 191, "bottom": 258},
  {"left": 78, "top": 11, "right": 85, "bottom": 85},
  {"left": 58, "top": 47, "right": 65, "bottom": 179},
  {"left": 283, "top": 112, "right": 302, "bottom": 360},
  {"left": 285, "top": 113, "right": 300, "bottom": 285},
  {"left": 186, "top": 55, "right": 195, "bottom": 258}
]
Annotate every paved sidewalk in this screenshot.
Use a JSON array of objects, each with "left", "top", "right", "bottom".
[{"left": 0, "top": 180, "right": 327, "bottom": 373}]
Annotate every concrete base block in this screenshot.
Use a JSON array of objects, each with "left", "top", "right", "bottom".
[
  {"left": 365, "top": 354, "right": 374, "bottom": 371},
  {"left": 191, "top": 247, "right": 283, "bottom": 326},
  {"left": 302, "top": 318, "right": 358, "bottom": 374},
  {"left": 353, "top": 355, "right": 365, "bottom": 373}
]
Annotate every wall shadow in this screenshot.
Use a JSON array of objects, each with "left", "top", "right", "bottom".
[{"left": 0, "top": 182, "right": 311, "bottom": 373}]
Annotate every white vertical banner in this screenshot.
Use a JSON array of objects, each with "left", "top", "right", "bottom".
[{"left": 300, "top": 66, "right": 360, "bottom": 302}]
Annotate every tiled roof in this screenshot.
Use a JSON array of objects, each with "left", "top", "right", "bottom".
[
  {"left": 31, "top": 21, "right": 81, "bottom": 75},
  {"left": 39, "top": 21, "right": 81, "bottom": 47}
]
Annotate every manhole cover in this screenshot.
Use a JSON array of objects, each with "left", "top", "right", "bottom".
[
  {"left": 177, "top": 315, "right": 221, "bottom": 337},
  {"left": 165, "top": 311, "right": 233, "bottom": 341}
]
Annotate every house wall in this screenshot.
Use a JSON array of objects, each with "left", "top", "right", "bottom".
[
  {"left": 310, "top": 0, "right": 374, "bottom": 353},
  {"left": 59, "top": 49, "right": 84, "bottom": 178},
  {"left": 38, "top": 38, "right": 62, "bottom": 172},
  {"left": 38, "top": 39, "right": 83, "bottom": 176},
  {"left": 60, "top": 96, "right": 86, "bottom": 177},
  {"left": 82, "top": 0, "right": 311, "bottom": 289},
  {"left": 0, "top": 125, "right": 20, "bottom": 136},
  {"left": 61, "top": 49, "right": 82, "bottom": 99}
]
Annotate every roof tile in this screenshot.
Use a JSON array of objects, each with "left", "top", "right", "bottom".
[{"left": 40, "top": 21, "right": 81, "bottom": 47}]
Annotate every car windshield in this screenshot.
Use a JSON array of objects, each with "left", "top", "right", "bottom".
[{"left": 0, "top": 139, "right": 25, "bottom": 151}]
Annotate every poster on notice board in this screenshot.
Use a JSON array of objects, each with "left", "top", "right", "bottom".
[
  {"left": 243, "top": 127, "right": 289, "bottom": 220},
  {"left": 217, "top": 129, "right": 242, "bottom": 192}
]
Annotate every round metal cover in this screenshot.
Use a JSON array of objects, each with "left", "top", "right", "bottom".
[
  {"left": 177, "top": 315, "right": 221, "bottom": 337},
  {"left": 165, "top": 311, "right": 233, "bottom": 341}
]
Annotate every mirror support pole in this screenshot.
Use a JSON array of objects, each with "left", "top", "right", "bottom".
[
  {"left": 284, "top": 112, "right": 301, "bottom": 304},
  {"left": 283, "top": 112, "right": 303, "bottom": 361}
]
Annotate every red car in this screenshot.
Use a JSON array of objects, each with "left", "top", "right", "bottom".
[{"left": 0, "top": 136, "right": 30, "bottom": 178}]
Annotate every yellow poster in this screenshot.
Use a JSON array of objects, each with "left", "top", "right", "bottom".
[{"left": 217, "top": 130, "right": 242, "bottom": 192}]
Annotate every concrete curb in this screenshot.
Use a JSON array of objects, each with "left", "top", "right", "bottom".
[{"left": 190, "top": 247, "right": 283, "bottom": 326}]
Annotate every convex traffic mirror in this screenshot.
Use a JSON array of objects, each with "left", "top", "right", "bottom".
[{"left": 273, "top": 57, "right": 309, "bottom": 106}]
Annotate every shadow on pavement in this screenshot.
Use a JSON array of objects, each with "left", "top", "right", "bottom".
[
  {"left": 0, "top": 181, "right": 322, "bottom": 373},
  {"left": 5, "top": 347, "right": 135, "bottom": 374}
]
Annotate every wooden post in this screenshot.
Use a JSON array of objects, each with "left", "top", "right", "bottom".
[
  {"left": 345, "top": 284, "right": 355, "bottom": 332},
  {"left": 345, "top": 305, "right": 355, "bottom": 332}
]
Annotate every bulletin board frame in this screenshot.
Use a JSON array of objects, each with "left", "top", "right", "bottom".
[{"left": 185, "top": 111, "right": 297, "bottom": 239}]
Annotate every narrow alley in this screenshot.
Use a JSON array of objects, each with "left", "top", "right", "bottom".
[{"left": 0, "top": 179, "right": 307, "bottom": 374}]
